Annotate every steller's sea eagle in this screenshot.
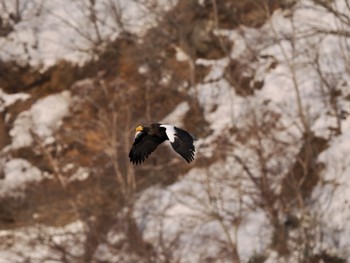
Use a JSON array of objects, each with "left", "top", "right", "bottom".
[{"left": 129, "top": 123, "right": 196, "bottom": 165}]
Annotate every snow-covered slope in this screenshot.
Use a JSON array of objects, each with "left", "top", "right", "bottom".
[
  {"left": 133, "top": 0, "right": 350, "bottom": 262},
  {"left": 1, "top": 0, "right": 350, "bottom": 262},
  {"left": 0, "top": 0, "right": 175, "bottom": 66}
]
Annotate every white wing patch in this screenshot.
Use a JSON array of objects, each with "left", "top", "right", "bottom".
[{"left": 160, "top": 124, "right": 176, "bottom": 142}]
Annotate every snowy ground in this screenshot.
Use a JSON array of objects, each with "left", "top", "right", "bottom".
[
  {"left": 0, "top": 0, "right": 176, "bottom": 66},
  {"left": 133, "top": 0, "right": 350, "bottom": 262},
  {"left": 0, "top": 90, "right": 71, "bottom": 197},
  {"left": 0, "top": 221, "right": 85, "bottom": 263},
  {"left": 1, "top": 0, "right": 350, "bottom": 262}
]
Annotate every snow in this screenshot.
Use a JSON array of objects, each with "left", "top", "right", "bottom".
[
  {"left": 237, "top": 211, "right": 271, "bottom": 260},
  {"left": 0, "top": 89, "right": 31, "bottom": 113},
  {"left": 312, "top": 120, "right": 350, "bottom": 252},
  {"left": 9, "top": 111, "right": 36, "bottom": 149},
  {"left": 67, "top": 167, "right": 90, "bottom": 182},
  {"left": 0, "top": 0, "right": 177, "bottom": 66},
  {"left": 174, "top": 46, "right": 191, "bottom": 62},
  {"left": 9, "top": 90, "right": 71, "bottom": 149},
  {"left": 0, "top": 159, "right": 42, "bottom": 197},
  {"left": 134, "top": 163, "right": 272, "bottom": 262},
  {"left": 134, "top": 0, "right": 350, "bottom": 261},
  {"left": 0, "top": 221, "right": 85, "bottom": 263},
  {"left": 31, "top": 91, "right": 71, "bottom": 138},
  {"left": 1, "top": 0, "right": 350, "bottom": 262},
  {"left": 194, "top": 58, "right": 244, "bottom": 155}
]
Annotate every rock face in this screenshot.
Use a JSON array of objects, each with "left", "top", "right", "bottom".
[
  {"left": 0, "top": 114, "right": 10, "bottom": 151},
  {"left": 1, "top": 0, "right": 350, "bottom": 262},
  {"left": 0, "top": 61, "right": 193, "bottom": 261}
]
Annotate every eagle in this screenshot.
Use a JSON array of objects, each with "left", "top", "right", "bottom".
[{"left": 129, "top": 123, "right": 196, "bottom": 165}]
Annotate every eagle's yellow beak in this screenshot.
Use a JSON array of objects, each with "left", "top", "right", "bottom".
[{"left": 136, "top": 126, "right": 143, "bottom": 132}]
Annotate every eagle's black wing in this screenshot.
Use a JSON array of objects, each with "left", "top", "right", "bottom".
[
  {"left": 129, "top": 132, "right": 166, "bottom": 165},
  {"left": 169, "top": 127, "right": 195, "bottom": 163}
]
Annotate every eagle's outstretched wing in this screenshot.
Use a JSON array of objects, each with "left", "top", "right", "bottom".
[
  {"left": 129, "top": 132, "right": 165, "bottom": 165},
  {"left": 167, "top": 126, "right": 195, "bottom": 163}
]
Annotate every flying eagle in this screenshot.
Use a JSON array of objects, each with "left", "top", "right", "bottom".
[{"left": 129, "top": 123, "right": 196, "bottom": 165}]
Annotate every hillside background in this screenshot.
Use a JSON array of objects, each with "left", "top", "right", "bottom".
[{"left": 0, "top": 0, "right": 350, "bottom": 262}]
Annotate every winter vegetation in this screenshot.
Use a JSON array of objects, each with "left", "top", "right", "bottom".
[{"left": 1, "top": 0, "right": 350, "bottom": 262}]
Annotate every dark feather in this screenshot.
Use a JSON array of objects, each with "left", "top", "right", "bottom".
[{"left": 129, "top": 132, "right": 165, "bottom": 165}]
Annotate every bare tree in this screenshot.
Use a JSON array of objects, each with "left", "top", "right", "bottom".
[{"left": 0, "top": 0, "right": 45, "bottom": 37}]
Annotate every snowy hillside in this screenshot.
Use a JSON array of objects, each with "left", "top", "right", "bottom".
[
  {"left": 133, "top": 1, "right": 350, "bottom": 261},
  {"left": 0, "top": 0, "right": 173, "bottom": 66},
  {"left": 1, "top": 0, "right": 350, "bottom": 262}
]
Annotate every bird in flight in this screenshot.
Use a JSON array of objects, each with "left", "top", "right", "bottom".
[{"left": 129, "top": 123, "right": 196, "bottom": 165}]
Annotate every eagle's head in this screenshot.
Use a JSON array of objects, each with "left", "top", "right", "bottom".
[{"left": 135, "top": 125, "right": 144, "bottom": 132}]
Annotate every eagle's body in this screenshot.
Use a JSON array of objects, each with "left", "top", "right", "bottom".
[{"left": 129, "top": 123, "right": 195, "bottom": 165}]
